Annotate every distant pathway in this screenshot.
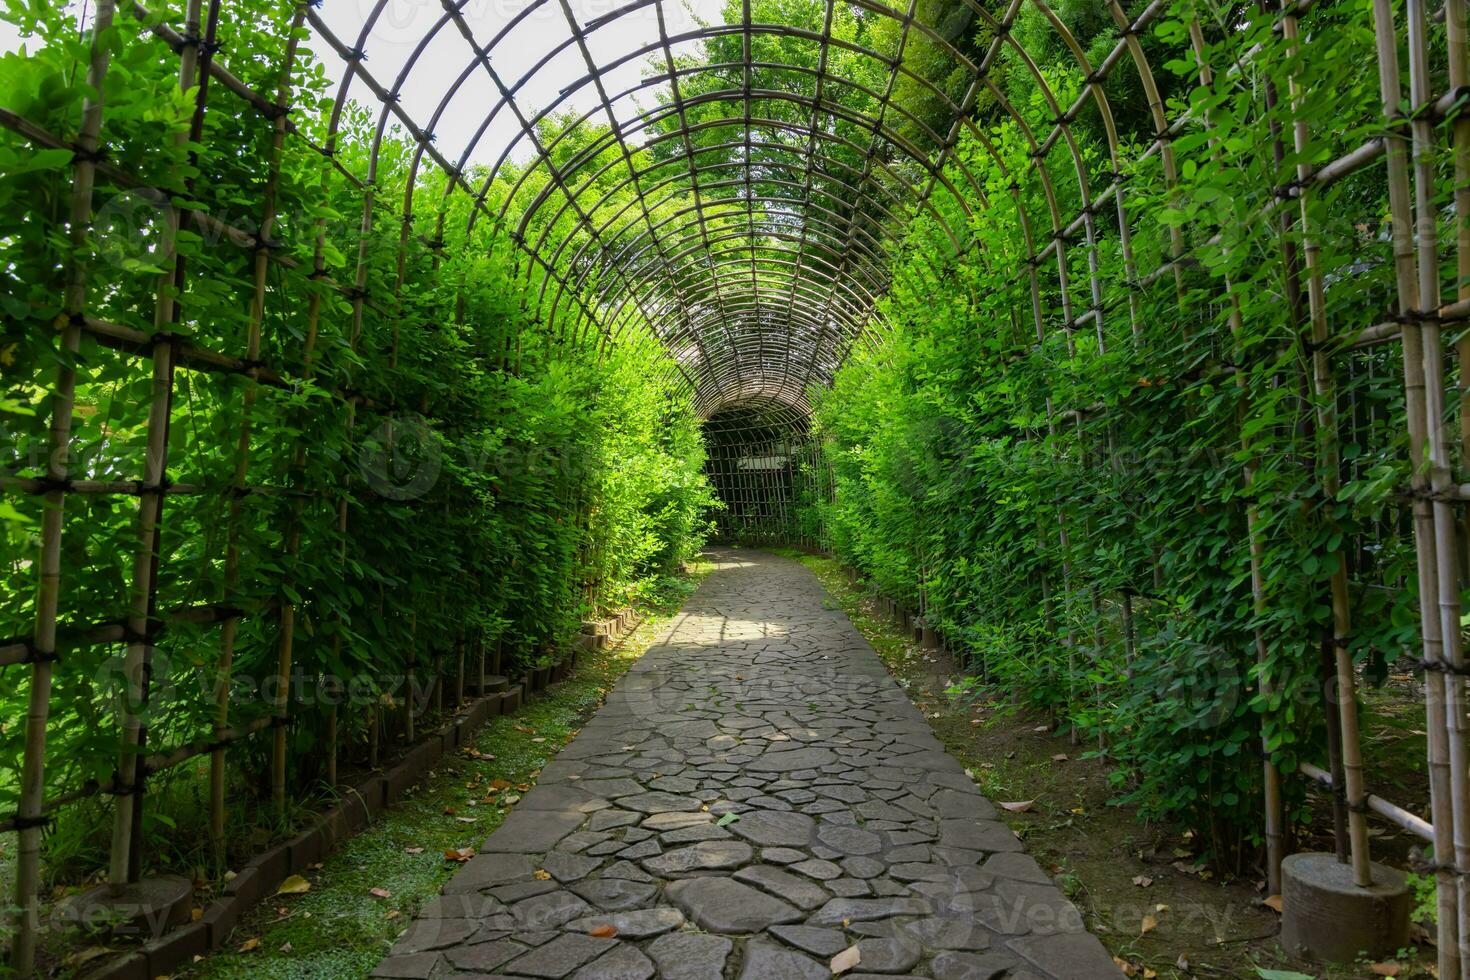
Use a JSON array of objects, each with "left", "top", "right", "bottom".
[{"left": 373, "top": 549, "right": 1120, "bottom": 979}]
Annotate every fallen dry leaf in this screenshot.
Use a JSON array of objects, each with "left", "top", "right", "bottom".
[
  {"left": 1262, "top": 894, "right": 1283, "bottom": 913},
  {"left": 831, "top": 945, "right": 862, "bottom": 975},
  {"left": 1051, "top": 753, "right": 1070, "bottom": 762},
  {"left": 1370, "top": 962, "right": 1402, "bottom": 977},
  {"left": 404, "top": 847, "right": 425, "bottom": 855},
  {"left": 444, "top": 847, "right": 475, "bottom": 862},
  {"left": 62, "top": 947, "right": 113, "bottom": 968},
  {"left": 589, "top": 925, "right": 618, "bottom": 938},
  {"left": 275, "top": 875, "right": 311, "bottom": 896},
  {"left": 533, "top": 869, "right": 553, "bottom": 881},
  {"left": 238, "top": 938, "right": 260, "bottom": 953},
  {"left": 1140, "top": 914, "right": 1157, "bottom": 936},
  {"left": 279, "top": 942, "right": 293, "bottom": 953},
  {"left": 998, "top": 800, "right": 1035, "bottom": 813},
  {"left": 1132, "top": 875, "right": 1153, "bottom": 888},
  {"left": 370, "top": 887, "right": 391, "bottom": 899}
]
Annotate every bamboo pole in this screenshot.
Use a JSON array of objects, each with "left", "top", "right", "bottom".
[
  {"left": 1406, "top": 3, "right": 1470, "bottom": 968},
  {"left": 1280, "top": 0, "right": 1372, "bottom": 889},
  {"left": 261, "top": 9, "right": 309, "bottom": 819},
  {"left": 108, "top": 0, "right": 216, "bottom": 882},
  {"left": 9, "top": 2, "right": 118, "bottom": 971},
  {"left": 1371, "top": 0, "right": 1463, "bottom": 970}
]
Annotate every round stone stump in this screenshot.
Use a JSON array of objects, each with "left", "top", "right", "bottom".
[
  {"left": 1280, "top": 852, "right": 1410, "bottom": 963},
  {"left": 57, "top": 875, "right": 193, "bottom": 941}
]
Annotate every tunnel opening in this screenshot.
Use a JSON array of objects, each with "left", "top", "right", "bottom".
[{"left": 700, "top": 396, "right": 827, "bottom": 548}]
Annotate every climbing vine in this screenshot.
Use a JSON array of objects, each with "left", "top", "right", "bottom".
[
  {"left": 806, "top": 0, "right": 1425, "bottom": 864},
  {"left": 0, "top": 1, "right": 717, "bottom": 889}
]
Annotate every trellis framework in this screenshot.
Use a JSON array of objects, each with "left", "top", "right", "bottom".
[
  {"left": 701, "top": 396, "right": 828, "bottom": 547},
  {"left": 6, "top": 0, "right": 1470, "bottom": 975}
]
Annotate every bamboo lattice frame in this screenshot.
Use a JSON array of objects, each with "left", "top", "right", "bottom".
[{"left": 8, "top": 0, "right": 1470, "bottom": 976}]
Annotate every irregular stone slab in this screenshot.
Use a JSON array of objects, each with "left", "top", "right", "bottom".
[
  {"left": 938, "top": 819, "right": 1023, "bottom": 854},
  {"left": 790, "top": 858, "right": 843, "bottom": 881},
  {"left": 641, "top": 811, "right": 712, "bottom": 831},
  {"left": 817, "top": 823, "right": 883, "bottom": 855},
  {"left": 768, "top": 924, "right": 850, "bottom": 957},
  {"left": 512, "top": 890, "right": 594, "bottom": 931},
  {"left": 807, "top": 897, "right": 930, "bottom": 926},
  {"left": 482, "top": 809, "right": 585, "bottom": 853},
  {"left": 619, "top": 791, "right": 703, "bottom": 814},
  {"left": 565, "top": 907, "right": 684, "bottom": 939},
  {"left": 762, "top": 847, "right": 807, "bottom": 864},
  {"left": 371, "top": 952, "right": 438, "bottom": 978},
  {"left": 665, "top": 876, "right": 805, "bottom": 933},
  {"left": 734, "top": 864, "right": 831, "bottom": 910},
  {"left": 641, "top": 839, "right": 752, "bottom": 875},
  {"left": 570, "top": 878, "right": 657, "bottom": 911},
  {"left": 577, "top": 778, "right": 647, "bottom": 799},
  {"left": 1007, "top": 932, "right": 1122, "bottom": 976},
  {"left": 571, "top": 943, "right": 656, "bottom": 980},
  {"left": 931, "top": 950, "right": 1018, "bottom": 980},
  {"left": 737, "top": 939, "right": 829, "bottom": 979},
  {"left": 647, "top": 932, "right": 732, "bottom": 980},
  {"left": 445, "top": 939, "right": 526, "bottom": 973},
  {"left": 441, "top": 852, "right": 534, "bottom": 894},
  {"left": 854, "top": 937, "right": 923, "bottom": 973},
  {"left": 748, "top": 746, "right": 838, "bottom": 772},
  {"left": 729, "top": 809, "right": 816, "bottom": 847},
  {"left": 588, "top": 810, "right": 642, "bottom": 832},
  {"left": 504, "top": 933, "right": 615, "bottom": 978},
  {"left": 542, "top": 850, "right": 604, "bottom": 883}
]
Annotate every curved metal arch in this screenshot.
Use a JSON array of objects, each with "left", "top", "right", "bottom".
[
  {"left": 497, "top": 45, "right": 980, "bottom": 231},
  {"left": 531, "top": 108, "right": 972, "bottom": 339},
  {"left": 577, "top": 199, "right": 899, "bottom": 342},
  {"left": 307, "top": 0, "right": 1183, "bottom": 409},
  {"left": 554, "top": 154, "right": 919, "bottom": 326}
]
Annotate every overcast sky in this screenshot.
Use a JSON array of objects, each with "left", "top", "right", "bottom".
[{"left": 4, "top": 0, "right": 729, "bottom": 169}]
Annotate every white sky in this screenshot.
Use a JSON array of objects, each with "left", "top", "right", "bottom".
[{"left": 3, "top": 1, "right": 729, "bottom": 171}]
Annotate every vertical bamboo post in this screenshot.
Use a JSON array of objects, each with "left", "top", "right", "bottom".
[
  {"left": 215, "top": 0, "right": 304, "bottom": 848},
  {"left": 108, "top": 0, "right": 215, "bottom": 877},
  {"left": 255, "top": 11, "right": 311, "bottom": 821},
  {"left": 1406, "top": 3, "right": 1470, "bottom": 964},
  {"left": 10, "top": 2, "right": 117, "bottom": 971},
  {"left": 1451, "top": 0, "right": 1470, "bottom": 592},
  {"left": 1372, "top": 0, "right": 1463, "bottom": 969},
  {"left": 1278, "top": 1, "right": 1372, "bottom": 888}
]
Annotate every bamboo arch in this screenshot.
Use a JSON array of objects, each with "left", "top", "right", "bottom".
[{"left": 7, "top": 0, "right": 1470, "bottom": 976}]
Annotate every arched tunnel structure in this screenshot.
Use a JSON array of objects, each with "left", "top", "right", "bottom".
[{"left": 8, "top": 0, "right": 1470, "bottom": 975}]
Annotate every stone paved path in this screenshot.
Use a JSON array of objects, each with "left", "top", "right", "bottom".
[{"left": 372, "top": 549, "right": 1121, "bottom": 979}]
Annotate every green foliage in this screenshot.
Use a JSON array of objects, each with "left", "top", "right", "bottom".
[
  {"left": 802, "top": 0, "right": 1420, "bottom": 865},
  {"left": 0, "top": 3, "right": 714, "bottom": 885}
]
